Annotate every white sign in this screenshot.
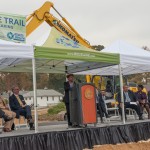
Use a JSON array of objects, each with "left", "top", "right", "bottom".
[{"left": 0, "top": 13, "right": 26, "bottom": 43}]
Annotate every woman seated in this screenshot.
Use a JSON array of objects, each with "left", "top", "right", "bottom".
[
  {"left": 135, "top": 85, "right": 150, "bottom": 119},
  {"left": 0, "top": 96, "right": 16, "bottom": 132}
]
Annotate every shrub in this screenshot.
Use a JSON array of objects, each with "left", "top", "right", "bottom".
[{"left": 48, "top": 102, "right": 66, "bottom": 115}]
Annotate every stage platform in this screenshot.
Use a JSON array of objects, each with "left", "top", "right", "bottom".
[{"left": 0, "top": 117, "right": 150, "bottom": 150}]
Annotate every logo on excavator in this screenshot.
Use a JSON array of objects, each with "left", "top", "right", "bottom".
[
  {"left": 53, "top": 20, "right": 79, "bottom": 43},
  {"left": 56, "top": 35, "right": 80, "bottom": 48}
]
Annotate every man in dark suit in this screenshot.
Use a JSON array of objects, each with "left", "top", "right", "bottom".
[
  {"left": 117, "top": 85, "right": 143, "bottom": 120},
  {"left": 64, "top": 74, "right": 75, "bottom": 127},
  {"left": 96, "top": 89, "right": 109, "bottom": 122},
  {"left": 9, "top": 85, "right": 34, "bottom": 130}
]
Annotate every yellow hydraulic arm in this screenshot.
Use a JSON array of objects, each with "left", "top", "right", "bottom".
[
  {"left": 86, "top": 75, "right": 106, "bottom": 90},
  {"left": 26, "top": 1, "right": 91, "bottom": 48},
  {"left": 26, "top": 1, "right": 103, "bottom": 88}
]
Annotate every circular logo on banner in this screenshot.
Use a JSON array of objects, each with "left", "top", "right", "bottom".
[
  {"left": 85, "top": 88, "right": 93, "bottom": 100},
  {"left": 7, "top": 32, "right": 14, "bottom": 39}
]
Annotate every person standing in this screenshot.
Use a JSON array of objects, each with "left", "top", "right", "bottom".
[
  {"left": 64, "top": 74, "right": 75, "bottom": 128},
  {"left": 0, "top": 96, "right": 16, "bottom": 132},
  {"left": 9, "top": 85, "right": 35, "bottom": 130}
]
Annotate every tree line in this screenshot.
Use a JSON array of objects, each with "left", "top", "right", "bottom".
[{"left": 0, "top": 73, "right": 85, "bottom": 94}]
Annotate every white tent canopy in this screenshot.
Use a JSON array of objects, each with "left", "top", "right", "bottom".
[
  {"left": 75, "top": 40, "right": 150, "bottom": 75},
  {"left": 0, "top": 40, "right": 33, "bottom": 58},
  {"left": 0, "top": 38, "right": 120, "bottom": 132},
  {"left": 0, "top": 40, "right": 34, "bottom": 70}
]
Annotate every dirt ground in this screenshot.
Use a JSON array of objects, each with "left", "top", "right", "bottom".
[{"left": 86, "top": 140, "right": 150, "bottom": 150}]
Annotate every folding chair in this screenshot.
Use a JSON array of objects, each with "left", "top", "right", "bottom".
[
  {"left": 105, "top": 99, "right": 119, "bottom": 116},
  {"left": 8, "top": 104, "right": 28, "bottom": 129},
  {"left": 126, "top": 108, "right": 137, "bottom": 120}
]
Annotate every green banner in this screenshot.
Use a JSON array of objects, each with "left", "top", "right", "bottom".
[
  {"left": 36, "top": 28, "right": 120, "bottom": 64},
  {"left": 0, "top": 13, "right": 26, "bottom": 43},
  {"left": 35, "top": 46, "right": 120, "bottom": 64}
]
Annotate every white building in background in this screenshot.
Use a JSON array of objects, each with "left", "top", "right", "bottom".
[{"left": 23, "top": 89, "right": 63, "bottom": 107}]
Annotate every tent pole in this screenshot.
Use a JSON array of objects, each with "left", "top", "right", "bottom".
[
  {"left": 118, "top": 64, "right": 125, "bottom": 124},
  {"left": 32, "top": 58, "right": 38, "bottom": 133}
]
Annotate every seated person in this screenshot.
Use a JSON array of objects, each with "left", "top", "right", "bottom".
[
  {"left": 0, "top": 108, "right": 13, "bottom": 134},
  {"left": 147, "top": 90, "right": 150, "bottom": 103},
  {"left": 117, "top": 85, "right": 143, "bottom": 120},
  {"left": 96, "top": 88, "right": 103, "bottom": 122},
  {"left": 135, "top": 84, "right": 150, "bottom": 119},
  {"left": 9, "top": 85, "right": 35, "bottom": 130},
  {"left": 96, "top": 88, "right": 110, "bottom": 122},
  {"left": 105, "top": 80, "right": 113, "bottom": 99},
  {"left": 0, "top": 96, "right": 16, "bottom": 132}
]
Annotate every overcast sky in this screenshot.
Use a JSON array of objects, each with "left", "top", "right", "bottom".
[{"left": 0, "top": 0, "right": 149, "bottom": 48}]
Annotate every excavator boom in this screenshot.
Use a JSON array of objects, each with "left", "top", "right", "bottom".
[
  {"left": 26, "top": 1, "right": 53, "bottom": 36},
  {"left": 26, "top": 1, "right": 91, "bottom": 48}
]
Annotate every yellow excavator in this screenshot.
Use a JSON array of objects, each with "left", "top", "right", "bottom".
[
  {"left": 27, "top": 1, "right": 149, "bottom": 104},
  {"left": 27, "top": 1, "right": 148, "bottom": 94},
  {"left": 86, "top": 75, "right": 106, "bottom": 90},
  {"left": 26, "top": 1, "right": 104, "bottom": 90},
  {"left": 26, "top": 1, "right": 91, "bottom": 48}
]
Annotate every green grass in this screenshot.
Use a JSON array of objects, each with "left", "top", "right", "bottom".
[{"left": 48, "top": 102, "right": 66, "bottom": 115}]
